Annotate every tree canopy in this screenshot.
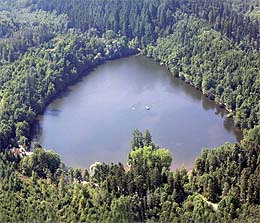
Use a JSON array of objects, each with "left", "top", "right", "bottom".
[{"left": 0, "top": 0, "right": 260, "bottom": 222}]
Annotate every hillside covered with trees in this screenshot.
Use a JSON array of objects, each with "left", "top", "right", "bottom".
[
  {"left": 0, "top": 127, "right": 260, "bottom": 222},
  {"left": 0, "top": 0, "right": 259, "bottom": 222}
]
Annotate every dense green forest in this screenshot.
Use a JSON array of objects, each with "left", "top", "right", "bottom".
[
  {"left": 0, "top": 127, "right": 260, "bottom": 222},
  {"left": 0, "top": 0, "right": 260, "bottom": 222},
  {"left": 145, "top": 16, "right": 260, "bottom": 129}
]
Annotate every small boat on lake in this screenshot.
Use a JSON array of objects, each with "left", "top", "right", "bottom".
[{"left": 145, "top": 106, "right": 150, "bottom": 110}]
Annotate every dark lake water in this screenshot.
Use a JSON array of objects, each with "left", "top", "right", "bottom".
[{"left": 32, "top": 55, "right": 242, "bottom": 169}]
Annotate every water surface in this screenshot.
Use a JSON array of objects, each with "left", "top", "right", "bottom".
[{"left": 32, "top": 55, "right": 242, "bottom": 169}]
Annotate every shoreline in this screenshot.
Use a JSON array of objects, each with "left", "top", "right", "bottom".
[
  {"left": 146, "top": 55, "right": 241, "bottom": 128},
  {"left": 29, "top": 53, "right": 242, "bottom": 171}
]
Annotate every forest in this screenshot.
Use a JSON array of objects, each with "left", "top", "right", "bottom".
[
  {"left": 0, "top": 128, "right": 260, "bottom": 222},
  {"left": 0, "top": 0, "right": 259, "bottom": 222}
]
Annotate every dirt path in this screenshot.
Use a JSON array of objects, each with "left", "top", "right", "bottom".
[{"left": 199, "top": 194, "right": 218, "bottom": 212}]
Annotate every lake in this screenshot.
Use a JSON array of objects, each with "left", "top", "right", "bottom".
[{"left": 32, "top": 55, "right": 242, "bottom": 169}]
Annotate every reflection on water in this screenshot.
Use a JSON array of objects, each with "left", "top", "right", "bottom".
[
  {"left": 32, "top": 55, "right": 242, "bottom": 170},
  {"left": 45, "top": 109, "right": 62, "bottom": 116}
]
